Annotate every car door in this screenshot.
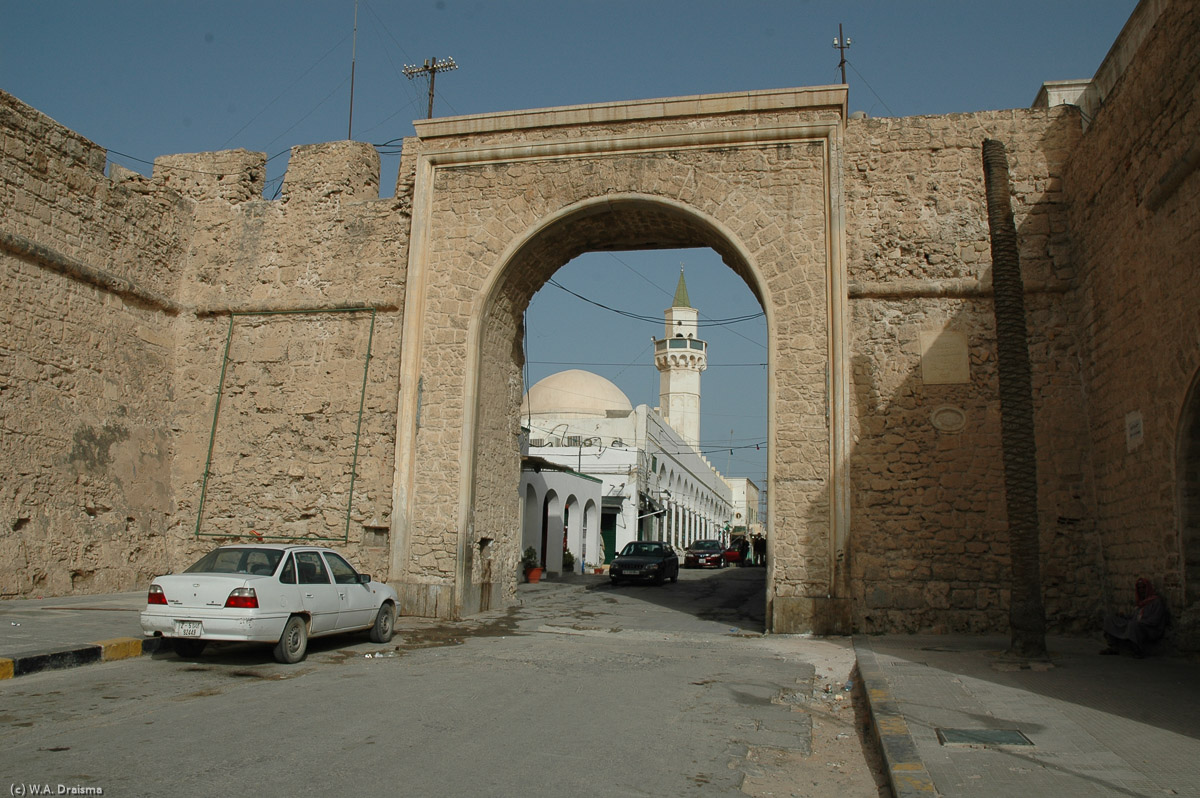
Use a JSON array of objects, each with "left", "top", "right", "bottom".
[
  {"left": 322, "top": 551, "right": 378, "bottom": 630},
  {"left": 294, "top": 550, "right": 341, "bottom": 634}
]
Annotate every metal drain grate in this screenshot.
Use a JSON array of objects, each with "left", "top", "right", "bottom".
[{"left": 936, "top": 728, "right": 1033, "bottom": 747}]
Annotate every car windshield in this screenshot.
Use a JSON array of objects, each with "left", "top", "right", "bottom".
[
  {"left": 620, "top": 542, "right": 662, "bottom": 557},
  {"left": 690, "top": 541, "right": 722, "bottom": 551},
  {"left": 184, "top": 548, "right": 284, "bottom": 576}
]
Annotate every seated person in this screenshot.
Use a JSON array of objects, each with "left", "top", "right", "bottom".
[{"left": 1101, "top": 577, "right": 1168, "bottom": 658}]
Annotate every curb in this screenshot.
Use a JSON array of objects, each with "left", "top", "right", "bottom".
[
  {"left": 853, "top": 636, "right": 940, "bottom": 796},
  {"left": 0, "top": 636, "right": 164, "bottom": 680}
]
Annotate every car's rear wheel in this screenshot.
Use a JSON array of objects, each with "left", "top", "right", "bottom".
[
  {"left": 369, "top": 602, "right": 395, "bottom": 643},
  {"left": 173, "top": 639, "right": 207, "bottom": 658},
  {"left": 273, "top": 615, "right": 309, "bottom": 664}
]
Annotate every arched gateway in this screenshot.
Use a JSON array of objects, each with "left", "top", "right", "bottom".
[{"left": 389, "top": 88, "right": 852, "bottom": 633}]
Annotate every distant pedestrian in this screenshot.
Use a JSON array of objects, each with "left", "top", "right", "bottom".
[
  {"left": 1101, "top": 577, "right": 1168, "bottom": 658},
  {"left": 752, "top": 535, "right": 766, "bottom": 567},
  {"left": 737, "top": 537, "right": 749, "bottom": 566}
]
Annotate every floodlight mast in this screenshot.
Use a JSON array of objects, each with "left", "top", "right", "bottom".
[
  {"left": 832, "top": 24, "right": 851, "bottom": 86},
  {"left": 403, "top": 56, "right": 459, "bottom": 119}
]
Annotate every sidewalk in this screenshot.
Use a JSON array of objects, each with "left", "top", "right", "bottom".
[
  {"left": 5, "top": 591, "right": 1200, "bottom": 798},
  {"left": 0, "top": 591, "right": 158, "bottom": 678},
  {"left": 855, "top": 634, "right": 1200, "bottom": 797}
]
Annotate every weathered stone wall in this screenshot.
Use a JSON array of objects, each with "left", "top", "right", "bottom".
[
  {"left": 0, "top": 91, "right": 189, "bottom": 596},
  {"left": 1062, "top": 0, "right": 1200, "bottom": 640},
  {"left": 165, "top": 141, "right": 410, "bottom": 581},
  {"left": 843, "top": 108, "right": 1102, "bottom": 633},
  {"left": 1, "top": 93, "right": 411, "bottom": 596}
]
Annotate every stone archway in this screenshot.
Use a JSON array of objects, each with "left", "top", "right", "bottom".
[{"left": 389, "top": 88, "right": 851, "bottom": 632}]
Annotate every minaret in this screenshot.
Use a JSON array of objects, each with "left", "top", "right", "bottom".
[{"left": 654, "top": 268, "right": 707, "bottom": 450}]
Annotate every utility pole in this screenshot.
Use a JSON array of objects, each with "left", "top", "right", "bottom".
[
  {"left": 832, "top": 24, "right": 851, "bottom": 86},
  {"left": 403, "top": 56, "right": 458, "bottom": 119},
  {"left": 347, "top": 0, "right": 358, "bottom": 139}
]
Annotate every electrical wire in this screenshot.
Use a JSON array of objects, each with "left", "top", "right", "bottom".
[
  {"left": 219, "top": 33, "right": 352, "bottom": 150},
  {"left": 846, "top": 60, "right": 896, "bottom": 117},
  {"left": 546, "top": 278, "right": 763, "bottom": 327},
  {"left": 105, "top": 147, "right": 291, "bottom": 177}
]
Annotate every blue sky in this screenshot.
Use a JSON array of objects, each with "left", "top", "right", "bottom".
[{"left": 2, "top": 0, "right": 1138, "bottom": 497}]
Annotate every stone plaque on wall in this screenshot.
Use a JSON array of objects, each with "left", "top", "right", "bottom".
[{"left": 919, "top": 331, "right": 970, "bottom": 384}]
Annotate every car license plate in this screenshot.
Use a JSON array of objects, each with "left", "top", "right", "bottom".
[{"left": 174, "top": 620, "right": 202, "bottom": 637}]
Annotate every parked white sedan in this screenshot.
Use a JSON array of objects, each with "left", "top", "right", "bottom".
[{"left": 140, "top": 544, "right": 398, "bottom": 663}]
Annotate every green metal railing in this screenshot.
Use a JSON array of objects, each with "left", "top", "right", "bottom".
[{"left": 193, "top": 307, "right": 376, "bottom": 543}]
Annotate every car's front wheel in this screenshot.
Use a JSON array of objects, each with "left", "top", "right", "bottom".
[
  {"left": 273, "top": 615, "right": 309, "bottom": 664},
  {"left": 369, "top": 602, "right": 395, "bottom": 643},
  {"left": 173, "top": 639, "right": 207, "bottom": 658}
]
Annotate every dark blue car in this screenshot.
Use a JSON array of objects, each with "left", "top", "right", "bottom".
[{"left": 609, "top": 540, "right": 679, "bottom": 586}]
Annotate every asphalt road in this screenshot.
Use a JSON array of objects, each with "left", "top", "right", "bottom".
[{"left": 1, "top": 566, "right": 835, "bottom": 797}]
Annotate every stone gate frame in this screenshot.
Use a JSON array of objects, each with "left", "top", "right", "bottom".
[{"left": 390, "top": 88, "right": 852, "bottom": 633}]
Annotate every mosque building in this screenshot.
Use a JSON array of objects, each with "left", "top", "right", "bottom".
[{"left": 519, "top": 271, "right": 736, "bottom": 572}]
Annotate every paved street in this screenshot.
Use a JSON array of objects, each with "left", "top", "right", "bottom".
[{"left": 1, "top": 567, "right": 870, "bottom": 797}]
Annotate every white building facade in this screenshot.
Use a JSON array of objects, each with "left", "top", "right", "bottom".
[
  {"left": 519, "top": 455, "right": 602, "bottom": 575},
  {"left": 520, "top": 272, "right": 734, "bottom": 569},
  {"left": 724, "top": 477, "right": 762, "bottom": 538}
]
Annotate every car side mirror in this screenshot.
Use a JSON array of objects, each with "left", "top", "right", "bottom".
[{"left": 357, "top": 573, "right": 372, "bottom": 584}]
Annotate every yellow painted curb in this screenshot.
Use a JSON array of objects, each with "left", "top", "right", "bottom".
[
  {"left": 92, "top": 637, "right": 143, "bottom": 662},
  {"left": 0, "top": 658, "right": 13, "bottom": 680}
]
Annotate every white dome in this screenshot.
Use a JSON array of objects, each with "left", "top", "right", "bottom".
[{"left": 521, "top": 369, "right": 633, "bottom": 418}]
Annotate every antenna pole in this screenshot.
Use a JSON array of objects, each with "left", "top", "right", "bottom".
[
  {"left": 404, "top": 56, "right": 459, "bottom": 119},
  {"left": 348, "top": 0, "right": 358, "bottom": 139},
  {"left": 833, "top": 23, "right": 851, "bottom": 86}
]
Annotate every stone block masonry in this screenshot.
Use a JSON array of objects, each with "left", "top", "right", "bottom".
[{"left": 1, "top": 92, "right": 411, "bottom": 595}]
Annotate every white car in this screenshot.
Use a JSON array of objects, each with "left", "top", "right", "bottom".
[{"left": 140, "top": 544, "right": 399, "bottom": 664}]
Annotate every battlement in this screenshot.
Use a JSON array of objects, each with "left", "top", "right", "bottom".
[
  {"left": 152, "top": 140, "right": 381, "bottom": 205},
  {"left": 153, "top": 149, "right": 266, "bottom": 204},
  {"left": 281, "top": 140, "right": 380, "bottom": 204}
]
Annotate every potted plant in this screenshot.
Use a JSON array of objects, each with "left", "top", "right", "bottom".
[
  {"left": 562, "top": 549, "right": 575, "bottom": 572},
  {"left": 521, "top": 547, "right": 543, "bottom": 583}
]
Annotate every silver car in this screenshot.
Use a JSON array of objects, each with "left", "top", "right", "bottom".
[{"left": 140, "top": 544, "right": 398, "bottom": 663}]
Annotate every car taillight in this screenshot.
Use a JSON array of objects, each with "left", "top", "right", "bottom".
[
  {"left": 147, "top": 584, "right": 167, "bottom": 605},
  {"left": 224, "top": 587, "right": 259, "bottom": 609}
]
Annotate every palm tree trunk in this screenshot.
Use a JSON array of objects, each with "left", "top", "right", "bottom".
[{"left": 982, "top": 139, "right": 1048, "bottom": 659}]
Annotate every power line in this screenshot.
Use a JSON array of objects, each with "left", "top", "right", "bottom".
[
  {"left": 105, "top": 147, "right": 290, "bottom": 177},
  {"left": 219, "top": 33, "right": 351, "bottom": 150},
  {"left": 546, "top": 278, "right": 764, "bottom": 327},
  {"left": 846, "top": 60, "right": 895, "bottom": 117}
]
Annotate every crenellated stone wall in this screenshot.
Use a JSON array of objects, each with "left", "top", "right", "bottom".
[{"left": 164, "top": 141, "right": 411, "bottom": 582}]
